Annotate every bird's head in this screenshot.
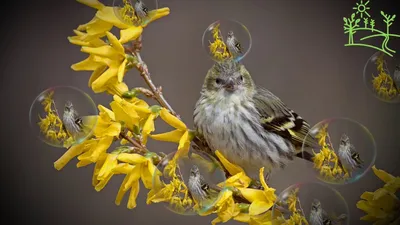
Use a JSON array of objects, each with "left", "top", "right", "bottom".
[
  {"left": 202, "top": 59, "right": 254, "bottom": 97},
  {"left": 227, "top": 31, "right": 234, "bottom": 38},
  {"left": 190, "top": 165, "right": 201, "bottom": 179},
  {"left": 311, "top": 199, "right": 322, "bottom": 214},
  {"left": 339, "top": 133, "right": 350, "bottom": 147},
  {"left": 64, "top": 101, "right": 74, "bottom": 113}
]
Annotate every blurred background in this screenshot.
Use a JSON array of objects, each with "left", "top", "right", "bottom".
[{"left": 1, "top": 0, "right": 399, "bottom": 224}]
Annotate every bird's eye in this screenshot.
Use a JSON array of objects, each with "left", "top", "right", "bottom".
[
  {"left": 239, "top": 75, "right": 243, "bottom": 81},
  {"left": 216, "top": 78, "right": 223, "bottom": 85}
]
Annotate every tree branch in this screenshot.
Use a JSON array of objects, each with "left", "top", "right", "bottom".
[
  {"left": 132, "top": 36, "right": 178, "bottom": 118},
  {"left": 119, "top": 132, "right": 148, "bottom": 155}
]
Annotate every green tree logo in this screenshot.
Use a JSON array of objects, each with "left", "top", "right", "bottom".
[{"left": 344, "top": 0, "right": 399, "bottom": 57}]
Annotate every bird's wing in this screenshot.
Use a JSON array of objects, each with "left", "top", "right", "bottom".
[{"left": 254, "top": 87, "right": 317, "bottom": 150}]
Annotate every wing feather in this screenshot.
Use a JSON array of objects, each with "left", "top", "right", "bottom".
[{"left": 253, "top": 87, "right": 317, "bottom": 149}]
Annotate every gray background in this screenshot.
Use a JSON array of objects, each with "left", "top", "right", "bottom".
[{"left": 1, "top": 0, "right": 399, "bottom": 225}]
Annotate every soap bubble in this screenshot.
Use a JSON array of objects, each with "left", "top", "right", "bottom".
[
  {"left": 29, "top": 86, "right": 98, "bottom": 148},
  {"left": 152, "top": 150, "right": 226, "bottom": 215},
  {"left": 301, "top": 117, "right": 376, "bottom": 185},
  {"left": 272, "top": 182, "right": 349, "bottom": 225},
  {"left": 113, "top": 0, "right": 159, "bottom": 26},
  {"left": 202, "top": 19, "right": 252, "bottom": 63},
  {"left": 363, "top": 51, "right": 400, "bottom": 103}
]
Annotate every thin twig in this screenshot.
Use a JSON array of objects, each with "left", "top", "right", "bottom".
[
  {"left": 119, "top": 133, "right": 147, "bottom": 154},
  {"left": 135, "top": 87, "right": 156, "bottom": 98},
  {"left": 326, "top": 133, "right": 335, "bottom": 151},
  {"left": 296, "top": 197, "right": 306, "bottom": 218},
  {"left": 51, "top": 100, "right": 62, "bottom": 120},
  {"left": 132, "top": 35, "right": 178, "bottom": 117}
]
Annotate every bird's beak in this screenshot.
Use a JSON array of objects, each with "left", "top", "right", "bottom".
[{"left": 223, "top": 79, "right": 237, "bottom": 92}]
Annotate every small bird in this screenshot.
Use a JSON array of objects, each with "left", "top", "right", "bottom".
[
  {"left": 337, "top": 133, "right": 363, "bottom": 173},
  {"left": 393, "top": 65, "right": 400, "bottom": 92},
  {"left": 62, "top": 101, "right": 96, "bottom": 143},
  {"left": 193, "top": 59, "right": 317, "bottom": 180},
  {"left": 134, "top": 0, "right": 149, "bottom": 20},
  {"left": 226, "top": 31, "right": 242, "bottom": 59},
  {"left": 187, "top": 165, "right": 220, "bottom": 208},
  {"left": 309, "top": 199, "right": 347, "bottom": 225}
]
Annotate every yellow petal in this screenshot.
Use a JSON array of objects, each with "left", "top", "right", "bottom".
[
  {"left": 360, "top": 191, "right": 374, "bottom": 201},
  {"left": 92, "top": 153, "right": 107, "bottom": 186},
  {"left": 215, "top": 150, "right": 245, "bottom": 175},
  {"left": 372, "top": 166, "right": 395, "bottom": 184},
  {"left": 159, "top": 108, "right": 187, "bottom": 130},
  {"left": 94, "top": 120, "right": 121, "bottom": 137},
  {"left": 98, "top": 105, "right": 116, "bottom": 121},
  {"left": 98, "top": 154, "right": 118, "bottom": 180},
  {"left": 105, "top": 31, "right": 125, "bottom": 54},
  {"left": 117, "top": 153, "right": 148, "bottom": 164},
  {"left": 124, "top": 165, "right": 142, "bottom": 191},
  {"left": 356, "top": 201, "right": 387, "bottom": 218},
  {"left": 142, "top": 114, "right": 156, "bottom": 145},
  {"left": 54, "top": 139, "right": 96, "bottom": 170},
  {"left": 86, "top": 19, "right": 113, "bottom": 36},
  {"left": 88, "top": 66, "right": 107, "bottom": 87},
  {"left": 77, "top": 0, "right": 104, "bottom": 10},
  {"left": 76, "top": 159, "right": 92, "bottom": 168},
  {"left": 130, "top": 98, "right": 149, "bottom": 108},
  {"left": 77, "top": 16, "right": 98, "bottom": 31},
  {"left": 90, "top": 136, "right": 114, "bottom": 162},
  {"left": 173, "top": 131, "right": 191, "bottom": 160},
  {"left": 211, "top": 217, "right": 223, "bottom": 225},
  {"left": 222, "top": 172, "right": 251, "bottom": 188},
  {"left": 142, "top": 7, "right": 170, "bottom": 28},
  {"left": 233, "top": 213, "right": 251, "bottom": 223},
  {"left": 117, "top": 58, "right": 128, "bottom": 82},
  {"left": 115, "top": 174, "right": 130, "bottom": 205},
  {"left": 106, "top": 78, "right": 129, "bottom": 96},
  {"left": 95, "top": 172, "right": 114, "bottom": 191},
  {"left": 360, "top": 215, "right": 378, "bottom": 221},
  {"left": 132, "top": 104, "right": 151, "bottom": 114},
  {"left": 96, "top": 7, "right": 130, "bottom": 29},
  {"left": 119, "top": 26, "right": 143, "bottom": 44},
  {"left": 373, "top": 188, "right": 388, "bottom": 200},
  {"left": 259, "top": 167, "right": 268, "bottom": 190},
  {"left": 238, "top": 188, "right": 267, "bottom": 203},
  {"left": 150, "top": 129, "right": 185, "bottom": 143},
  {"left": 110, "top": 97, "right": 140, "bottom": 131},
  {"left": 113, "top": 163, "right": 135, "bottom": 174},
  {"left": 141, "top": 160, "right": 157, "bottom": 189},
  {"left": 92, "top": 66, "right": 119, "bottom": 93},
  {"left": 127, "top": 180, "right": 140, "bottom": 209},
  {"left": 81, "top": 45, "right": 121, "bottom": 59},
  {"left": 249, "top": 200, "right": 273, "bottom": 216},
  {"left": 178, "top": 130, "right": 190, "bottom": 150},
  {"left": 68, "top": 37, "right": 90, "bottom": 46},
  {"left": 92, "top": 55, "right": 117, "bottom": 67}
]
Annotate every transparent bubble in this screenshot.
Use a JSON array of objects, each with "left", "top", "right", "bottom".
[
  {"left": 272, "top": 182, "right": 349, "bottom": 225},
  {"left": 202, "top": 19, "right": 252, "bottom": 63},
  {"left": 113, "top": 0, "right": 159, "bottom": 27},
  {"left": 301, "top": 117, "right": 376, "bottom": 185},
  {"left": 29, "top": 86, "right": 98, "bottom": 148},
  {"left": 363, "top": 51, "right": 400, "bottom": 103},
  {"left": 152, "top": 150, "right": 226, "bottom": 215}
]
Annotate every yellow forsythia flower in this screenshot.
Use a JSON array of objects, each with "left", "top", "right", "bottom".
[
  {"left": 210, "top": 189, "right": 241, "bottom": 225},
  {"left": 238, "top": 168, "right": 277, "bottom": 216},
  {"left": 150, "top": 108, "right": 192, "bottom": 159},
  {"left": 357, "top": 166, "right": 400, "bottom": 224}
]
